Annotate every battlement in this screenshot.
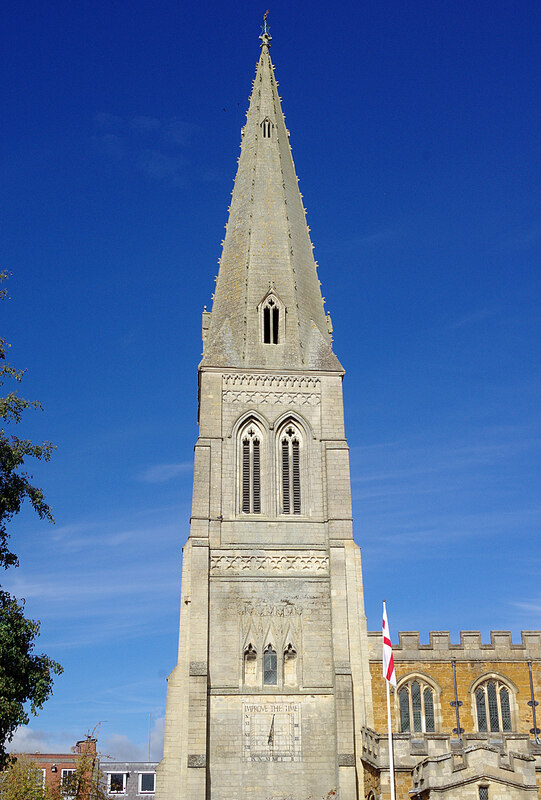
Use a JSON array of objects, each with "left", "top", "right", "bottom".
[{"left": 367, "top": 630, "right": 541, "bottom": 661}]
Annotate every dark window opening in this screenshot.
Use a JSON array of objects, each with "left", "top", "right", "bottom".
[
  {"left": 272, "top": 306, "right": 279, "bottom": 343},
  {"left": 263, "top": 298, "right": 279, "bottom": 344}
]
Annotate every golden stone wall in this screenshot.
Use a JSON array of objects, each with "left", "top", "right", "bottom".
[{"left": 369, "top": 659, "right": 541, "bottom": 736}]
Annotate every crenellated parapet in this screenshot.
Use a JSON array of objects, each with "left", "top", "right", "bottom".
[{"left": 367, "top": 630, "right": 541, "bottom": 662}]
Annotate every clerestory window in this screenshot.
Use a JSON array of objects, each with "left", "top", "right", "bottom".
[
  {"left": 281, "top": 425, "right": 301, "bottom": 514},
  {"left": 398, "top": 679, "right": 436, "bottom": 733},
  {"left": 475, "top": 679, "right": 512, "bottom": 733},
  {"left": 241, "top": 425, "right": 261, "bottom": 514}
]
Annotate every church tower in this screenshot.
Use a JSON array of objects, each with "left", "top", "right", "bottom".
[{"left": 157, "top": 23, "right": 373, "bottom": 800}]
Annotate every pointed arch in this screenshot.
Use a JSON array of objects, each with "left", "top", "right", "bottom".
[
  {"left": 275, "top": 416, "right": 308, "bottom": 515},
  {"left": 260, "top": 116, "right": 273, "bottom": 139},
  {"left": 243, "top": 643, "right": 258, "bottom": 686},
  {"left": 263, "top": 643, "right": 278, "bottom": 685},
  {"left": 283, "top": 642, "right": 298, "bottom": 686}
]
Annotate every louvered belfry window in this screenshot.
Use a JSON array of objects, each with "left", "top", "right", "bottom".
[
  {"left": 281, "top": 425, "right": 301, "bottom": 514},
  {"left": 241, "top": 426, "right": 261, "bottom": 514}
]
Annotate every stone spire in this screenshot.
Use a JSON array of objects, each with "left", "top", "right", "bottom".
[{"left": 202, "top": 23, "right": 342, "bottom": 372}]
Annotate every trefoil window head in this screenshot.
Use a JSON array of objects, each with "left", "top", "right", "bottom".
[
  {"left": 258, "top": 290, "right": 285, "bottom": 345},
  {"left": 240, "top": 423, "right": 262, "bottom": 514}
]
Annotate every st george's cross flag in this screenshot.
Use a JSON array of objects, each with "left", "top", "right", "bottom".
[{"left": 382, "top": 601, "right": 397, "bottom": 688}]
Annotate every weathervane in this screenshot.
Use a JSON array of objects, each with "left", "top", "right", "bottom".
[{"left": 260, "top": 10, "right": 272, "bottom": 48}]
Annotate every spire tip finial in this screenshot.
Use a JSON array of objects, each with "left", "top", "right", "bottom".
[{"left": 259, "top": 10, "right": 272, "bottom": 49}]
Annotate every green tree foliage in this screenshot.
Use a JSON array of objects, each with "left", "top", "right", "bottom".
[
  {"left": 0, "top": 271, "right": 62, "bottom": 768},
  {"left": 0, "top": 755, "right": 50, "bottom": 800}
]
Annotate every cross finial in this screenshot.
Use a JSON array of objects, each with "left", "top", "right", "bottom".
[{"left": 259, "top": 10, "right": 272, "bottom": 49}]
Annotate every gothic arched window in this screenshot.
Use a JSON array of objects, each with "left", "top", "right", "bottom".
[
  {"left": 263, "top": 644, "right": 277, "bottom": 685},
  {"left": 398, "top": 679, "right": 436, "bottom": 733},
  {"left": 240, "top": 423, "right": 261, "bottom": 514},
  {"left": 474, "top": 679, "right": 512, "bottom": 732},
  {"left": 280, "top": 424, "right": 301, "bottom": 514},
  {"left": 258, "top": 291, "right": 285, "bottom": 345}
]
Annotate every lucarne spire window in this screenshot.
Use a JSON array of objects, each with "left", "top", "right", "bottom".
[
  {"left": 258, "top": 290, "right": 284, "bottom": 345},
  {"left": 241, "top": 425, "right": 261, "bottom": 513},
  {"left": 263, "top": 297, "right": 279, "bottom": 344},
  {"left": 281, "top": 426, "right": 301, "bottom": 514},
  {"left": 261, "top": 117, "right": 272, "bottom": 139}
]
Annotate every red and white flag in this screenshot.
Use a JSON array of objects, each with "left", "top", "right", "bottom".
[{"left": 382, "top": 601, "right": 397, "bottom": 688}]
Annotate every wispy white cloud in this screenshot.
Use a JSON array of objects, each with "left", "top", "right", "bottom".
[
  {"left": 9, "top": 719, "right": 165, "bottom": 763},
  {"left": 448, "top": 308, "right": 496, "bottom": 330},
  {"left": 513, "top": 599, "right": 541, "bottom": 614},
  {"left": 102, "top": 717, "right": 164, "bottom": 761},
  {"left": 92, "top": 114, "right": 198, "bottom": 185},
  {"left": 9, "top": 727, "right": 76, "bottom": 754},
  {"left": 138, "top": 462, "right": 192, "bottom": 483}
]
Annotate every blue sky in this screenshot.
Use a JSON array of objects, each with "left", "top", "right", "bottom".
[{"left": 2, "top": 0, "right": 540, "bottom": 761}]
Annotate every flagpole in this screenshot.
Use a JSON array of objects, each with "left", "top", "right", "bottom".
[
  {"left": 386, "top": 677, "right": 396, "bottom": 800},
  {"left": 382, "top": 600, "right": 396, "bottom": 800}
]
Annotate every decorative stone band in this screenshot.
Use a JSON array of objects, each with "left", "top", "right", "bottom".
[
  {"left": 223, "top": 374, "right": 320, "bottom": 390},
  {"left": 187, "top": 754, "right": 206, "bottom": 769},
  {"left": 338, "top": 754, "right": 355, "bottom": 767},
  {"left": 210, "top": 551, "right": 329, "bottom": 575},
  {"left": 222, "top": 389, "right": 320, "bottom": 406}
]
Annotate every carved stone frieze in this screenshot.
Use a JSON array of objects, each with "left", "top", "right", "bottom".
[
  {"left": 210, "top": 552, "right": 329, "bottom": 575},
  {"left": 222, "top": 390, "right": 320, "bottom": 406},
  {"left": 223, "top": 374, "right": 320, "bottom": 390}
]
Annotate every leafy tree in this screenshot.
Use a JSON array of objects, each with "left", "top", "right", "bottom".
[
  {"left": 0, "top": 755, "right": 50, "bottom": 800},
  {"left": 0, "top": 271, "right": 62, "bottom": 768},
  {"left": 55, "top": 738, "right": 108, "bottom": 800}
]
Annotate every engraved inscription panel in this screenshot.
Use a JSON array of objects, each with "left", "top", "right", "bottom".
[{"left": 243, "top": 702, "right": 301, "bottom": 762}]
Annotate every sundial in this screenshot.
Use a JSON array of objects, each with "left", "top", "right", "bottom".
[{"left": 243, "top": 702, "right": 301, "bottom": 762}]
